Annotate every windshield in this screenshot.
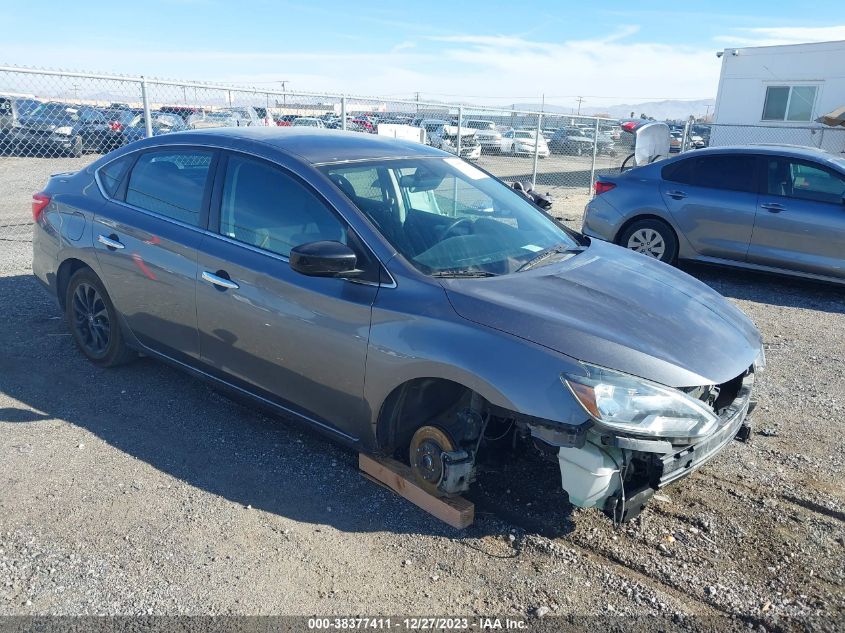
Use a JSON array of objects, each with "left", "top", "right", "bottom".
[
  {"left": 514, "top": 131, "right": 534, "bottom": 139},
  {"left": 321, "top": 157, "right": 579, "bottom": 276}
]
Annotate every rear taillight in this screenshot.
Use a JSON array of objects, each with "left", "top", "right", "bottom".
[
  {"left": 32, "top": 192, "right": 50, "bottom": 222},
  {"left": 109, "top": 121, "right": 123, "bottom": 132},
  {"left": 594, "top": 181, "right": 616, "bottom": 195}
]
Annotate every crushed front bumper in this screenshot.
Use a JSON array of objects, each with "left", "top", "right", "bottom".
[
  {"left": 540, "top": 368, "right": 757, "bottom": 522},
  {"left": 655, "top": 372, "right": 755, "bottom": 488}
]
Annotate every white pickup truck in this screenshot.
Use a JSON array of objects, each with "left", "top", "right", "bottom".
[{"left": 418, "top": 119, "right": 481, "bottom": 160}]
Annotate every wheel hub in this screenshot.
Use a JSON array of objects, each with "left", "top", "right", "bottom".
[
  {"left": 409, "top": 426, "right": 456, "bottom": 496},
  {"left": 627, "top": 228, "right": 666, "bottom": 259},
  {"left": 72, "top": 282, "right": 110, "bottom": 356}
]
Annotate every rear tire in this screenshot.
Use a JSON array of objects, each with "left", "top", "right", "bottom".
[
  {"left": 65, "top": 268, "right": 135, "bottom": 367},
  {"left": 618, "top": 219, "right": 678, "bottom": 264}
]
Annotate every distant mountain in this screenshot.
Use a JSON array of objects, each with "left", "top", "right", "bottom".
[{"left": 514, "top": 99, "right": 715, "bottom": 121}]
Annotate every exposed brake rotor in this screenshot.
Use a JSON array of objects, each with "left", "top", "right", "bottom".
[{"left": 409, "top": 426, "right": 456, "bottom": 497}]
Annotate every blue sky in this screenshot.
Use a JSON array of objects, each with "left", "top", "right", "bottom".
[{"left": 4, "top": 0, "right": 845, "bottom": 111}]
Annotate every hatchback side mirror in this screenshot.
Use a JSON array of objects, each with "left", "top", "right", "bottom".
[{"left": 289, "top": 241, "right": 361, "bottom": 278}]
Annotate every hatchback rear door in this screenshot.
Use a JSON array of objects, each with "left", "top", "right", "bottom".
[
  {"left": 659, "top": 153, "right": 759, "bottom": 261},
  {"left": 749, "top": 155, "right": 845, "bottom": 280},
  {"left": 93, "top": 147, "right": 218, "bottom": 361}
]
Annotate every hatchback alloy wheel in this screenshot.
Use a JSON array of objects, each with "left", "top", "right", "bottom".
[
  {"left": 72, "top": 282, "right": 110, "bottom": 356},
  {"left": 627, "top": 228, "right": 666, "bottom": 259}
]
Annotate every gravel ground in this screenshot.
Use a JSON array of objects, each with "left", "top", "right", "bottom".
[{"left": 0, "top": 155, "right": 843, "bottom": 631}]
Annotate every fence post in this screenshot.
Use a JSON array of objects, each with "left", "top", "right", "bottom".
[
  {"left": 681, "top": 118, "right": 691, "bottom": 152},
  {"left": 532, "top": 113, "right": 543, "bottom": 187},
  {"left": 457, "top": 106, "right": 463, "bottom": 157},
  {"left": 140, "top": 77, "right": 153, "bottom": 139},
  {"left": 341, "top": 95, "right": 347, "bottom": 131},
  {"left": 588, "top": 117, "right": 599, "bottom": 194}
]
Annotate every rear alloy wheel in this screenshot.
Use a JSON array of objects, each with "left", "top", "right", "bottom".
[
  {"left": 409, "top": 426, "right": 457, "bottom": 497},
  {"left": 619, "top": 219, "right": 678, "bottom": 264},
  {"left": 65, "top": 269, "right": 135, "bottom": 367}
]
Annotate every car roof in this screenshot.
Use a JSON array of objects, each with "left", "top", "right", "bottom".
[
  {"left": 143, "top": 127, "right": 447, "bottom": 164},
  {"left": 683, "top": 144, "right": 839, "bottom": 161}
]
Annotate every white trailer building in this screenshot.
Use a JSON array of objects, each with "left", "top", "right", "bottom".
[{"left": 711, "top": 40, "right": 845, "bottom": 153}]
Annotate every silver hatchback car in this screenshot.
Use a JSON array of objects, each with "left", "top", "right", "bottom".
[
  {"left": 583, "top": 145, "right": 845, "bottom": 285},
  {"left": 32, "top": 128, "right": 764, "bottom": 522}
]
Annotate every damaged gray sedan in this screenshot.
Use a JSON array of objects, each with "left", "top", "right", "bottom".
[{"left": 32, "top": 128, "right": 763, "bottom": 522}]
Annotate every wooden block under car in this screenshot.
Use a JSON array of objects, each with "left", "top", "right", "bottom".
[{"left": 358, "top": 453, "right": 475, "bottom": 529}]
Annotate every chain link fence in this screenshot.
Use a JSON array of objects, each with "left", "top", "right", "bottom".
[
  {"left": 3, "top": 64, "right": 844, "bottom": 236},
  {"left": 699, "top": 122, "right": 845, "bottom": 154},
  {"left": 0, "top": 65, "right": 630, "bottom": 229}
]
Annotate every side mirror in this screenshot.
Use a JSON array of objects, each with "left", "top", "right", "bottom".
[{"left": 289, "top": 241, "right": 360, "bottom": 278}]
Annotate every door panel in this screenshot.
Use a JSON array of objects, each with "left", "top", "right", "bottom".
[
  {"left": 94, "top": 203, "right": 204, "bottom": 359},
  {"left": 660, "top": 154, "right": 758, "bottom": 260},
  {"left": 196, "top": 239, "right": 377, "bottom": 439},
  {"left": 749, "top": 157, "right": 845, "bottom": 279},
  {"left": 93, "top": 147, "right": 216, "bottom": 360},
  {"left": 197, "top": 153, "right": 378, "bottom": 440}
]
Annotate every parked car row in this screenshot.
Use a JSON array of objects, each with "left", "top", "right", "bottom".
[{"left": 2, "top": 93, "right": 714, "bottom": 163}]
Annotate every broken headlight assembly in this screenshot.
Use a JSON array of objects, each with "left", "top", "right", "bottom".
[{"left": 562, "top": 363, "right": 719, "bottom": 440}]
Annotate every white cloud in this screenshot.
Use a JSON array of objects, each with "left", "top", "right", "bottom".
[
  {"left": 424, "top": 31, "right": 718, "bottom": 108},
  {"left": 4, "top": 28, "right": 720, "bottom": 111},
  {"left": 715, "top": 25, "right": 845, "bottom": 47}
]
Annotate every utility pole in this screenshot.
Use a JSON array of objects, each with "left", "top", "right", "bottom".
[
  {"left": 279, "top": 80, "right": 289, "bottom": 108},
  {"left": 415, "top": 91, "right": 420, "bottom": 114},
  {"left": 575, "top": 96, "right": 585, "bottom": 115},
  {"left": 71, "top": 83, "right": 80, "bottom": 101}
]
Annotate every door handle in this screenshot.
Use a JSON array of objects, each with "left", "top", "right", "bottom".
[
  {"left": 760, "top": 202, "right": 785, "bottom": 213},
  {"left": 97, "top": 234, "right": 125, "bottom": 250},
  {"left": 667, "top": 190, "right": 687, "bottom": 199},
  {"left": 202, "top": 270, "right": 239, "bottom": 290}
]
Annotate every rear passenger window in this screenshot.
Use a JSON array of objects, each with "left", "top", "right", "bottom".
[
  {"left": 663, "top": 155, "right": 757, "bottom": 193},
  {"left": 125, "top": 150, "right": 213, "bottom": 225},
  {"left": 97, "top": 155, "right": 133, "bottom": 198},
  {"left": 219, "top": 155, "right": 346, "bottom": 257},
  {"left": 765, "top": 158, "right": 845, "bottom": 204}
]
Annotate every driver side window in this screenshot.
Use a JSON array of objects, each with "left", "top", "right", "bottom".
[{"left": 220, "top": 155, "right": 347, "bottom": 257}]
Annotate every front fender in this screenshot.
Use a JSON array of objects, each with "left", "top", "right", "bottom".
[{"left": 363, "top": 283, "right": 589, "bottom": 447}]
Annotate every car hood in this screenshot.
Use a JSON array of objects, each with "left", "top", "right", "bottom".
[{"left": 442, "top": 240, "right": 762, "bottom": 387}]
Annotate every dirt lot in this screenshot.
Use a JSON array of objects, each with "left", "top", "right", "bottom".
[{"left": 0, "top": 154, "right": 843, "bottom": 631}]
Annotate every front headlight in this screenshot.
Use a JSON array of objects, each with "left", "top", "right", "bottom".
[
  {"left": 563, "top": 363, "right": 719, "bottom": 439},
  {"left": 53, "top": 126, "right": 73, "bottom": 136}
]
